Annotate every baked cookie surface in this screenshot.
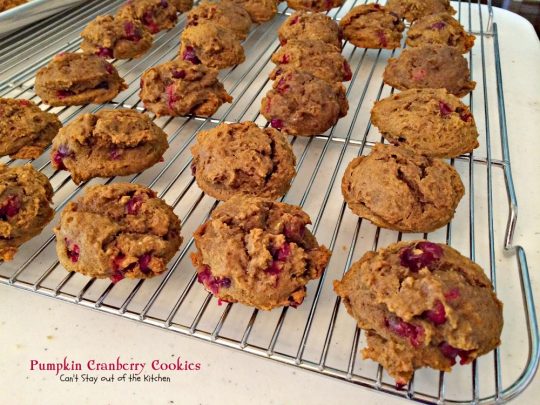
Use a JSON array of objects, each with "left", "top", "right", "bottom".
[
  {"left": 81, "top": 15, "right": 153, "bottom": 59},
  {"left": 187, "top": 0, "right": 252, "bottom": 40},
  {"left": 279, "top": 11, "right": 341, "bottom": 48},
  {"left": 339, "top": 4, "right": 405, "bottom": 49},
  {"left": 191, "top": 122, "right": 296, "bottom": 201},
  {"left": 171, "top": 0, "right": 193, "bottom": 12},
  {"left": 334, "top": 240, "right": 503, "bottom": 384},
  {"left": 0, "top": 164, "right": 54, "bottom": 261},
  {"left": 286, "top": 0, "right": 344, "bottom": 12},
  {"left": 341, "top": 144, "right": 464, "bottom": 232},
  {"left": 383, "top": 45, "right": 476, "bottom": 97},
  {"left": 386, "top": 0, "right": 456, "bottom": 22},
  {"left": 54, "top": 183, "right": 182, "bottom": 282},
  {"left": 51, "top": 109, "right": 168, "bottom": 184},
  {"left": 224, "top": 0, "right": 277, "bottom": 23},
  {"left": 35, "top": 53, "right": 127, "bottom": 106},
  {"left": 116, "top": 0, "right": 178, "bottom": 34},
  {"left": 139, "top": 59, "right": 232, "bottom": 116},
  {"left": 371, "top": 89, "right": 478, "bottom": 158},
  {"left": 0, "top": 98, "right": 61, "bottom": 159},
  {"left": 261, "top": 70, "right": 348, "bottom": 136},
  {"left": 191, "top": 195, "right": 331, "bottom": 310}
]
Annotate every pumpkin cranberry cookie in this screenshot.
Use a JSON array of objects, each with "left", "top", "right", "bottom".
[
  {"left": 286, "top": 0, "right": 344, "bottom": 12},
  {"left": 279, "top": 11, "right": 341, "bottom": 48},
  {"left": 180, "top": 22, "right": 245, "bottom": 69},
  {"left": 54, "top": 183, "right": 182, "bottom": 282},
  {"left": 225, "top": 0, "right": 277, "bottom": 23},
  {"left": 51, "top": 109, "right": 168, "bottom": 184},
  {"left": 386, "top": 0, "right": 455, "bottom": 23},
  {"left": 81, "top": 15, "right": 153, "bottom": 59},
  {"left": 171, "top": 0, "right": 193, "bottom": 12},
  {"left": 371, "top": 89, "right": 478, "bottom": 158},
  {"left": 187, "top": 0, "right": 252, "bottom": 40},
  {"left": 35, "top": 53, "right": 127, "bottom": 106},
  {"left": 383, "top": 45, "right": 476, "bottom": 97},
  {"left": 190, "top": 122, "right": 296, "bottom": 201},
  {"left": 334, "top": 240, "right": 503, "bottom": 384},
  {"left": 0, "top": 164, "right": 54, "bottom": 261},
  {"left": 0, "top": 98, "right": 61, "bottom": 159},
  {"left": 261, "top": 70, "right": 348, "bottom": 136},
  {"left": 270, "top": 39, "right": 352, "bottom": 83},
  {"left": 116, "top": 0, "right": 178, "bottom": 34},
  {"left": 192, "top": 195, "right": 331, "bottom": 310},
  {"left": 339, "top": 4, "right": 405, "bottom": 49},
  {"left": 407, "top": 13, "right": 476, "bottom": 53},
  {"left": 341, "top": 144, "right": 464, "bottom": 233},
  {"left": 139, "top": 59, "right": 232, "bottom": 116}
]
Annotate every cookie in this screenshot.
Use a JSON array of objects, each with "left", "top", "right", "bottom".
[
  {"left": 0, "top": 98, "right": 61, "bottom": 160},
  {"left": 187, "top": 0, "right": 252, "bottom": 40},
  {"left": 51, "top": 109, "right": 168, "bottom": 184},
  {"left": 383, "top": 45, "right": 476, "bottom": 97},
  {"left": 341, "top": 144, "right": 464, "bottom": 233},
  {"left": 261, "top": 70, "right": 348, "bottom": 136},
  {"left": 35, "top": 53, "right": 127, "bottom": 106},
  {"left": 386, "top": 0, "right": 456, "bottom": 23},
  {"left": 81, "top": 15, "right": 153, "bottom": 59},
  {"left": 225, "top": 0, "right": 277, "bottom": 23},
  {"left": 339, "top": 4, "right": 405, "bottom": 49},
  {"left": 0, "top": 164, "right": 54, "bottom": 261},
  {"left": 270, "top": 39, "right": 352, "bottom": 83},
  {"left": 180, "top": 22, "right": 245, "bottom": 69},
  {"left": 171, "top": 0, "right": 193, "bottom": 12},
  {"left": 286, "top": 0, "right": 344, "bottom": 12},
  {"left": 191, "top": 195, "right": 331, "bottom": 310},
  {"left": 334, "top": 240, "right": 503, "bottom": 384},
  {"left": 371, "top": 89, "right": 479, "bottom": 158},
  {"left": 406, "top": 13, "right": 476, "bottom": 53},
  {"left": 54, "top": 183, "right": 182, "bottom": 282},
  {"left": 278, "top": 11, "right": 341, "bottom": 48},
  {"left": 190, "top": 122, "right": 296, "bottom": 201},
  {"left": 0, "top": 0, "right": 26, "bottom": 12},
  {"left": 116, "top": 0, "right": 178, "bottom": 34},
  {"left": 139, "top": 59, "right": 232, "bottom": 116}
]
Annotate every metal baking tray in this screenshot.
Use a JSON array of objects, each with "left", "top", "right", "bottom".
[{"left": 0, "top": 0, "right": 538, "bottom": 403}]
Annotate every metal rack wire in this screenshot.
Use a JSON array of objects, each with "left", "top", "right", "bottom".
[{"left": 0, "top": 0, "right": 538, "bottom": 403}]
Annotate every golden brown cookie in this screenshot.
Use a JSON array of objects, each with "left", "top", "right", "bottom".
[
  {"left": 116, "top": 0, "right": 178, "bottom": 34},
  {"left": 191, "top": 122, "right": 296, "bottom": 201},
  {"left": 334, "top": 240, "right": 503, "bottom": 384},
  {"left": 371, "top": 88, "right": 479, "bottom": 158},
  {"left": 278, "top": 11, "right": 342, "bottom": 48},
  {"left": 386, "top": 0, "right": 456, "bottom": 22},
  {"left": 341, "top": 144, "right": 464, "bottom": 232},
  {"left": 0, "top": 98, "right": 61, "bottom": 160},
  {"left": 191, "top": 195, "right": 331, "bottom": 310},
  {"left": 35, "top": 53, "right": 127, "bottom": 106},
  {"left": 54, "top": 183, "right": 182, "bottom": 282},
  {"left": 51, "top": 109, "right": 168, "bottom": 184},
  {"left": 187, "top": 0, "right": 252, "bottom": 40},
  {"left": 286, "top": 0, "right": 344, "bottom": 12},
  {"left": 224, "top": 0, "right": 277, "bottom": 23},
  {"left": 139, "top": 59, "right": 232, "bottom": 116}
]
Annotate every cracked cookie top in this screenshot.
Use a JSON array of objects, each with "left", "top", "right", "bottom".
[
  {"left": 278, "top": 11, "right": 342, "bottom": 49},
  {"left": 187, "top": 0, "right": 252, "bottom": 40},
  {"left": 190, "top": 122, "right": 296, "bottom": 201},
  {"left": 386, "top": 0, "right": 456, "bottom": 23},
  {"left": 341, "top": 144, "right": 464, "bottom": 232},
  {"left": 116, "top": 0, "right": 178, "bottom": 34}
]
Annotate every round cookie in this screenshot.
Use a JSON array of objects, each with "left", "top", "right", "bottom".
[
  {"left": 81, "top": 15, "right": 153, "bottom": 59},
  {"left": 180, "top": 22, "right": 245, "bottom": 69},
  {"left": 0, "top": 98, "right": 61, "bottom": 160},
  {"left": 35, "top": 53, "right": 127, "bottom": 106},
  {"left": 224, "top": 0, "right": 277, "bottom": 23},
  {"left": 116, "top": 0, "right": 178, "bottom": 34},
  {"left": 187, "top": 0, "right": 252, "bottom": 40},
  {"left": 54, "top": 183, "right": 182, "bottom": 282},
  {"left": 278, "top": 11, "right": 341, "bottom": 48},
  {"left": 190, "top": 122, "right": 296, "bottom": 201},
  {"left": 0, "top": 164, "right": 54, "bottom": 261},
  {"left": 406, "top": 13, "right": 476, "bottom": 54},
  {"left": 171, "top": 0, "right": 193, "bottom": 12},
  {"left": 386, "top": 0, "right": 456, "bottom": 23},
  {"left": 371, "top": 88, "right": 478, "bottom": 158},
  {"left": 341, "top": 144, "right": 464, "bottom": 233},
  {"left": 383, "top": 45, "right": 476, "bottom": 97},
  {"left": 334, "top": 240, "right": 503, "bottom": 384},
  {"left": 270, "top": 39, "right": 352, "bottom": 83},
  {"left": 191, "top": 195, "right": 331, "bottom": 310},
  {"left": 286, "top": 0, "right": 344, "bottom": 12},
  {"left": 139, "top": 59, "right": 232, "bottom": 116},
  {"left": 261, "top": 70, "right": 348, "bottom": 136},
  {"left": 339, "top": 4, "right": 405, "bottom": 49},
  {"left": 51, "top": 109, "right": 168, "bottom": 184}
]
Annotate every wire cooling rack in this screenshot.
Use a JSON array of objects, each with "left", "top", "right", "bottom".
[{"left": 0, "top": 0, "right": 538, "bottom": 403}]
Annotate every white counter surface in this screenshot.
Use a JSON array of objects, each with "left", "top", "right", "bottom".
[{"left": 1, "top": 5, "right": 539, "bottom": 405}]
